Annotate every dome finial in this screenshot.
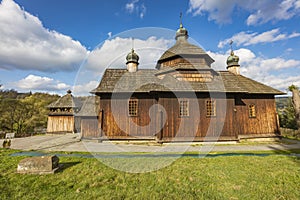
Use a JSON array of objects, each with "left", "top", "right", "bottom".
[
  {"left": 175, "top": 12, "right": 188, "bottom": 40},
  {"left": 230, "top": 40, "right": 233, "bottom": 52},
  {"left": 179, "top": 12, "right": 183, "bottom": 28}
]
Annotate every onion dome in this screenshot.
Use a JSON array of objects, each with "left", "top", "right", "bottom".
[
  {"left": 126, "top": 48, "right": 139, "bottom": 64},
  {"left": 226, "top": 50, "right": 240, "bottom": 67},
  {"left": 175, "top": 22, "right": 188, "bottom": 40}
]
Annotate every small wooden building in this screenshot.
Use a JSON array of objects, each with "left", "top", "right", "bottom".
[
  {"left": 89, "top": 22, "right": 283, "bottom": 142},
  {"left": 76, "top": 96, "right": 100, "bottom": 139},
  {"left": 47, "top": 90, "right": 82, "bottom": 134}
]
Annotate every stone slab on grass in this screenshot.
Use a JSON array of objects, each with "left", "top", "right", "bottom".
[{"left": 17, "top": 155, "right": 59, "bottom": 174}]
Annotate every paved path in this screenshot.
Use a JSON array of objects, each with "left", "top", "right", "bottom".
[{"left": 1, "top": 134, "right": 300, "bottom": 153}]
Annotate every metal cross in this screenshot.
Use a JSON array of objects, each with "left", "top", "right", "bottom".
[{"left": 229, "top": 40, "right": 233, "bottom": 51}]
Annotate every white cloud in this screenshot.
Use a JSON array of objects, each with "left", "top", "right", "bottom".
[
  {"left": 188, "top": 0, "right": 236, "bottom": 24},
  {"left": 73, "top": 80, "right": 99, "bottom": 96},
  {"left": 0, "top": 0, "right": 88, "bottom": 72},
  {"left": 13, "top": 75, "right": 70, "bottom": 92},
  {"left": 125, "top": 0, "right": 138, "bottom": 13},
  {"left": 296, "top": 0, "right": 300, "bottom": 9},
  {"left": 13, "top": 74, "right": 100, "bottom": 96},
  {"left": 188, "top": 0, "right": 300, "bottom": 25},
  {"left": 125, "top": 0, "right": 146, "bottom": 19},
  {"left": 140, "top": 4, "right": 146, "bottom": 19},
  {"left": 218, "top": 29, "right": 300, "bottom": 48},
  {"left": 85, "top": 36, "right": 172, "bottom": 73},
  {"left": 209, "top": 48, "right": 300, "bottom": 91},
  {"left": 246, "top": 0, "right": 299, "bottom": 25}
]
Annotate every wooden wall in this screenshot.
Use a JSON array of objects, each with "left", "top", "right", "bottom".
[
  {"left": 98, "top": 92, "right": 279, "bottom": 141},
  {"left": 158, "top": 93, "right": 236, "bottom": 141},
  {"left": 47, "top": 115, "right": 75, "bottom": 133},
  {"left": 233, "top": 94, "right": 279, "bottom": 137},
  {"left": 100, "top": 94, "right": 158, "bottom": 139},
  {"left": 80, "top": 117, "right": 99, "bottom": 138}
]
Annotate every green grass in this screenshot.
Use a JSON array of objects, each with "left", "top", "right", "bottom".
[
  {"left": 280, "top": 128, "right": 300, "bottom": 141},
  {"left": 0, "top": 148, "right": 300, "bottom": 200}
]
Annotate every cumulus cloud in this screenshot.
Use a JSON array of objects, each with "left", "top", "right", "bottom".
[
  {"left": 218, "top": 29, "right": 300, "bottom": 48},
  {"left": 11, "top": 74, "right": 99, "bottom": 96},
  {"left": 13, "top": 75, "right": 70, "bottom": 92},
  {"left": 73, "top": 80, "right": 99, "bottom": 96},
  {"left": 188, "top": 0, "right": 300, "bottom": 25},
  {"left": 125, "top": 0, "right": 146, "bottom": 19},
  {"left": 208, "top": 48, "right": 300, "bottom": 91},
  {"left": 188, "top": 0, "right": 236, "bottom": 24},
  {"left": 0, "top": 0, "right": 88, "bottom": 72},
  {"left": 246, "top": 0, "right": 300, "bottom": 25},
  {"left": 85, "top": 36, "right": 172, "bottom": 73}
]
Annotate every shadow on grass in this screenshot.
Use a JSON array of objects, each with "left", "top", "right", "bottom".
[
  {"left": 266, "top": 143, "right": 300, "bottom": 166},
  {"left": 57, "top": 161, "right": 81, "bottom": 173}
]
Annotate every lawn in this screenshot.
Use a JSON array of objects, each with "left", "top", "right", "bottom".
[{"left": 0, "top": 149, "right": 299, "bottom": 200}]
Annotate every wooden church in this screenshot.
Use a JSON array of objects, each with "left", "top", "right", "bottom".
[{"left": 86, "top": 22, "right": 283, "bottom": 142}]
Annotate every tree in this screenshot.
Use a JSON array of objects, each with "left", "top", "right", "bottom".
[
  {"left": 288, "top": 85, "right": 300, "bottom": 130},
  {"left": 0, "top": 91, "right": 60, "bottom": 136},
  {"left": 278, "top": 98, "right": 297, "bottom": 129}
]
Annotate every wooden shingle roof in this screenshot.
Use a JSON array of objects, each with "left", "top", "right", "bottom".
[
  {"left": 91, "top": 69, "right": 283, "bottom": 95},
  {"left": 76, "top": 96, "right": 100, "bottom": 117},
  {"left": 158, "top": 40, "right": 207, "bottom": 61},
  {"left": 157, "top": 32, "right": 214, "bottom": 68},
  {"left": 48, "top": 91, "right": 82, "bottom": 108}
]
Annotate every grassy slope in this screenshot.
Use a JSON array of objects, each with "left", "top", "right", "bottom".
[{"left": 0, "top": 149, "right": 299, "bottom": 200}]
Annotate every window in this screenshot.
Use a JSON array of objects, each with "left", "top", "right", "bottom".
[
  {"left": 248, "top": 104, "right": 256, "bottom": 118},
  {"left": 128, "top": 99, "right": 138, "bottom": 116},
  {"left": 206, "top": 100, "right": 216, "bottom": 117},
  {"left": 179, "top": 100, "right": 189, "bottom": 117}
]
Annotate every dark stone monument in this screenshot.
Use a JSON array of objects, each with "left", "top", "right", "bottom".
[{"left": 17, "top": 155, "right": 59, "bottom": 174}]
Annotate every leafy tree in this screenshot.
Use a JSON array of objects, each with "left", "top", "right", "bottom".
[
  {"left": 278, "top": 97, "right": 297, "bottom": 129},
  {"left": 21, "top": 93, "right": 60, "bottom": 132},
  {"left": 0, "top": 91, "right": 60, "bottom": 136}
]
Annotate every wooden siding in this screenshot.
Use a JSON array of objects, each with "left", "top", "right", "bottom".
[
  {"left": 100, "top": 94, "right": 158, "bottom": 139},
  {"left": 47, "top": 116, "right": 75, "bottom": 133},
  {"left": 98, "top": 93, "right": 279, "bottom": 141},
  {"left": 161, "top": 57, "right": 207, "bottom": 68},
  {"left": 233, "top": 94, "right": 279, "bottom": 136},
  {"left": 81, "top": 117, "right": 99, "bottom": 138},
  {"left": 158, "top": 93, "right": 236, "bottom": 140}
]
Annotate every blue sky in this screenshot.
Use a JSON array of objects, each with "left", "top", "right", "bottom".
[{"left": 0, "top": 0, "right": 299, "bottom": 95}]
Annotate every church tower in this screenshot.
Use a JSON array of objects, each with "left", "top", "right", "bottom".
[{"left": 126, "top": 48, "right": 139, "bottom": 73}]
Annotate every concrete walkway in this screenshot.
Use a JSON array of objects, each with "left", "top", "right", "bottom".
[{"left": 2, "top": 134, "right": 300, "bottom": 153}]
